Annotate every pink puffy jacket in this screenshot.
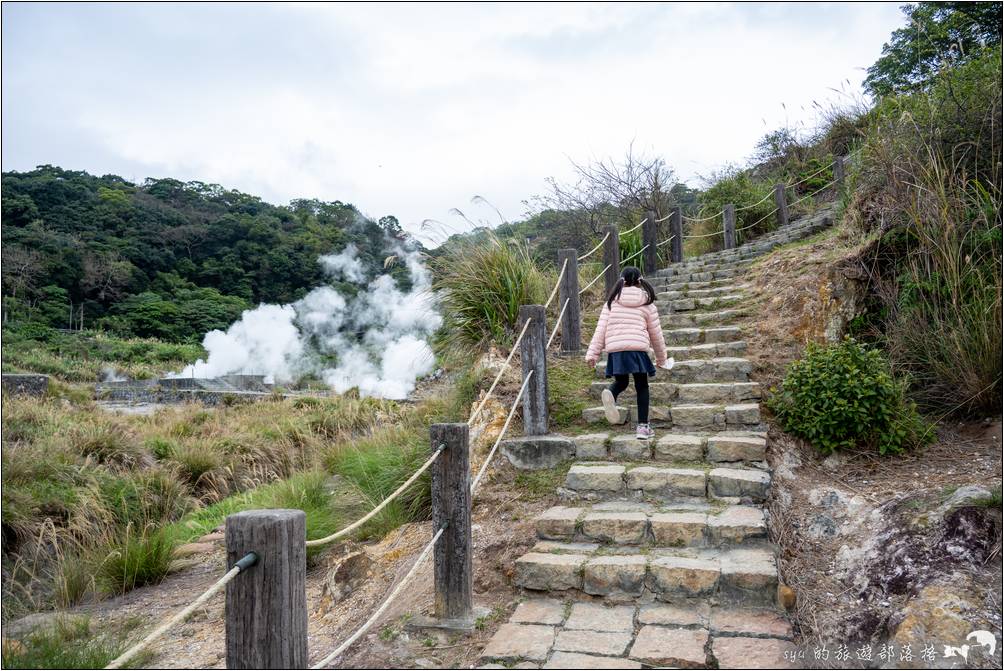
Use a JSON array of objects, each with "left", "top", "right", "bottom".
[{"left": 585, "top": 286, "right": 668, "bottom": 364}]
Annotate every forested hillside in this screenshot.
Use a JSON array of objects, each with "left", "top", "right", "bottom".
[{"left": 1, "top": 167, "right": 410, "bottom": 342}]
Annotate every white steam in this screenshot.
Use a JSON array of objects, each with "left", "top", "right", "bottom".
[{"left": 173, "top": 244, "right": 441, "bottom": 399}]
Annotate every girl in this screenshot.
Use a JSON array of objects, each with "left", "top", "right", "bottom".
[{"left": 585, "top": 266, "right": 671, "bottom": 440}]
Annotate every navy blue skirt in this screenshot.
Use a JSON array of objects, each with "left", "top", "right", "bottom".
[{"left": 605, "top": 351, "right": 656, "bottom": 378}]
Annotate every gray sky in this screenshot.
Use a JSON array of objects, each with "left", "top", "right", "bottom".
[{"left": 2, "top": 2, "right": 904, "bottom": 242}]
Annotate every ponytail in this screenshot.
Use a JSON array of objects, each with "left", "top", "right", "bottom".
[{"left": 606, "top": 266, "right": 656, "bottom": 309}]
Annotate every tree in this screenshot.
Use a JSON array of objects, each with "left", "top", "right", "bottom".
[
  {"left": 864, "top": 2, "right": 1002, "bottom": 97},
  {"left": 1, "top": 245, "right": 44, "bottom": 301},
  {"left": 81, "top": 252, "right": 134, "bottom": 302}
]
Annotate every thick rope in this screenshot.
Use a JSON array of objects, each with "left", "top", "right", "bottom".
[
  {"left": 105, "top": 557, "right": 254, "bottom": 669},
  {"left": 683, "top": 228, "right": 725, "bottom": 240},
  {"left": 621, "top": 244, "right": 650, "bottom": 265},
  {"left": 470, "top": 371, "right": 533, "bottom": 495},
  {"left": 579, "top": 264, "right": 611, "bottom": 295},
  {"left": 310, "top": 527, "right": 445, "bottom": 669},
  {"left": 682, "top": 209, "right": 724, "bottom": 223},
  {"left": 305, "top": 446, "right": 444, "bottom": 547},
  {"left": 786, "top": 160, "right": 833, "bottom": 188},
  {"left": 577, "top": 232, "right": 610, "bottom": 261},
  {"left": 546, "top": 299, "right": 570, "bottom": 349},
  {"left": 544, "top": 259, "right": 568, "bottom": 309},
  {"left": 621, "top": 218, "right": 647, "bottom": 235},
  {"left": 467, "top": 318, "right": 533, "bottom": 424},
  {"left": 656, "top": 234, "right": 676, "bottom": 248},
  {"left": 734, "top": 207, "right": 779, "bottom": 233},
  {"left": 734, "top": 190, "right": 775, "bottom": 212},
  {"left": 654, "top": 213, "right": 672, "bottom": 222},
  {"left": 788, "top": 177, "right": 839, "bottom": 207}
]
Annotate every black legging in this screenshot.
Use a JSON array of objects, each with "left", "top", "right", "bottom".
[{"left": 609, "top": 373, "right": 650, "bottom": 424}]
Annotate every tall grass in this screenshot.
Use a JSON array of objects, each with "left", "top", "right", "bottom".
[{"left": 432, "top": 230, "right": 546, "bottom": 354}]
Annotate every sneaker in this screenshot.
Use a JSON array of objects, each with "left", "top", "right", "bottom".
[
  {"left": 600, "top": 389, "right": 620, "bottom": 424},
  {"left": 636, "top": 423, "right": 655, "bottom": 440}
]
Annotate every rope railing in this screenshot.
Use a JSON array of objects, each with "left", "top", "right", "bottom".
[
  {"left": 577, "top": 232, "right": 610, "bottom": 261},
  {"left": 656, "top": 234, "right": 676, "bottom": 247},
  {"left": 547, "top": 299, "right": 570, "bottom": 349},
  {"left": 682, "top": 209, "right": 725, "bottom": 223},
  {"left": 788, "top": 176, "right": 839, "bottom": 207},
  {"left": 305, "top": 446, "right": 445, "bottom": 547},
  {"left": 579, "top": 264, "right": 611, "bottom": 295},
  {"left": 683, "top": 228, "right": 726, "bottom": 240},
  {"left": 734, "top": 206, "right": 779, "bottom": 233},
  {"left": 621, "top": 244, "right": 650, "bottom": 265},
  {"left": 471, "top": 371, "right": 533, "bottom": 495},
  {"left": 734, "top": 190, "right": 774, "bottom": 212},
  {"left": 310, "top": 527, "right": 445, "bottom": 669},
  {"left": 786, "top": 160, "right": 833, "bottom": 189},
  {"left": 105, "top": 552, "right": 259, "bottom": 669},
  {"left": 654, "top": 213, "right": 672, "bottom": 222},
  {"left": 544, "top": 258, "right": 568, "bottom": 309},
  {"left": 621, "top": 217, "right": 647, "bottom": 235},
  {"left": 467, "top": 317, "right": 533, "bottom": 424}
]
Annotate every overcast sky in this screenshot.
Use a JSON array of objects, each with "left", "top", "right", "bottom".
[{"left": 2, "top": 2, "right": 904, "bottom": 243}]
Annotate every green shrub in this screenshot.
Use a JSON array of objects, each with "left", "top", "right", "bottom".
[
  {"left": 768, "top": 338, "right": 932, "bottom": 454},
  {"left": 432, "top": 231, "right": 546, "bottom": 353},
  {"left": 95, "top": 525, "right": 175, "bottom": 594},
  {"left": 691, "top": 166, "right": 776, "bottom": 255}
]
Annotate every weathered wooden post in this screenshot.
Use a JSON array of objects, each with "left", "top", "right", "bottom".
[
  {"left": 669, "top": 207, "right": 683, "bottom": 263},
  {"left": 518, "top": 305, "right": 548, "bottom": 435},
  {"left": 723, "top": 204, "right": 736, "bottom": 249},
  {"left": 834, "top": 156, "right": 846, "bottom": 188},
  {"left": 602, "top": 225, "right": 620, "bottom": 294},
  {"left": 642, "top": 211, "right": 659, "bottom": 275},
  {"left": 774, "top": 183, "right": 789, "bottom": 228},
  {"left": 556, "top": 249, "right": 581, "bottom": 354},
  {"left": 226, "top": 510, "right": 307, "bottom": 669},
  {"left": 430, "top": 423, "right": 473, "bottom": 627}
]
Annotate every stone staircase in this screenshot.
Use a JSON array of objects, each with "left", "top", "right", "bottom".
[{"left": 479, "top": 209, "right": 834, "bottom": 669}]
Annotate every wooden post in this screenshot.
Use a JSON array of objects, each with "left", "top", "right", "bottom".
[
  {"left": 602, "top": 225, "right": 620, "bottom": 295},
  {"left": 834, "top": 156, "right": 845, "bottom": 187},
  {"left": 642, "top": 211, "right": 658, "bottom": 275},
  {"left": 226, "top": 510, "right": 307, "bottom": 669},
  {"left": 723, "top": 204, "right": 736, "bottom": 249},
  {"left": 556, "top": 249, "right": 581, "bottom": 354},
  {"left": 774, "top": 183, "right": 789, "bottom": 228},
  {"left": 430, "top": 423, "right": 472, "bottom": 626},
  {"left": 669, "top": 207, "right": 683, "bottom": 263},
  {"left": 518, "top": 305, "right": 548, "bottom": 435}
]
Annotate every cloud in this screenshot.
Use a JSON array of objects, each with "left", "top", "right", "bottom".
[{"left": 1, "top": 3, "right": 905, "bottom": 241}]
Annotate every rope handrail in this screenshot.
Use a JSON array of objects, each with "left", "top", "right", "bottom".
[
  {"left": 471, "top": 371, "right": 533, "bottom": 495},
  {"left": 105, "top": 553, "right": 258, "bottom": 669},
  {"left": 683, "top": 228, "right": 724, "bottom": 240},
  {"left": 579, "top": 264, "right": 611, "bottom": 295},
  {"left": 656, "top": 234, "right": 676, "bottom": 248},
  {"left": 734, "top": 190, "right": 774, "bottom": 212},
  {"left": 621, "top": 217, "right": 647, "bottom": 235},
  {"left": 789, "top": 177, "right": 839, "bottom": 207},
  {"left": 546, "top": 299, "right": 570, "bottom": 349},
  {"left": 305, "top": 446, "right": 445, "bottom": 547},
  {"left": 654, "top": 213, "right": 672, "bottom": 222},
  {"left": 735, "top": 206, "right": 779, "bottom": 233},
  {"left": 544, "top": 258, "right": 568, "bottom": 309},
  {"left": 577, "top": 232, "right": 610, "bottom": 261},
  {"left": 467, "top": 317, "right": 533, "bottom": 425},
  {"left": 621, "top": 244, "right": 650, "bottom": 265},
  {"left": 682, "top": 209, "right": 724, "bottom": 224},
  {"left": 310, "top": 527, "right": 445, "bottom": 669},
  {"left": 786, "top": 160, "right": 834, "bottom": 189}
]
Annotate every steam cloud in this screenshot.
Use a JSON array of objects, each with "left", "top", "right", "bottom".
[{"left": 174, "top": 243, "right": 441, "bottom": 399}]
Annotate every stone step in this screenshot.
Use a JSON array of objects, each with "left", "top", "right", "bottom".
[
  {"left": 569, "top": 432, "right": 767, "bottom": 464},
  {"left": 560, "top": 462, "right": 771, "bottom": 503},
  {"left": 658, "top": 284, "right": 750, "bottom": 299},
  {"left": 513, "top": 544, "right": 778, "bottom": 607},
  {"left": 660, "top": 357, "right": 753, "bottom": 383},
  {"left": 650, "top": 277, "right": 744, "bottom": 292},
  {"left": 664, "top": 326, "right": 742, "bottom": 345},
  {"left": 668, "top": 294, "right": 745, "bottom": 312},
  {"left": 666, "top": 341, "right": 748, "bottom": 359},
  {"left": 534, "top": 501, "right": 767, "bottom": 548},
  {"left": 655, "top": 268, "right": 745, "bottom": 285},
  {"left": 581, "top": 402, "right": 760, "bottom": 430},
  {"left": 663, "top": 309, "right": 747, "bottom": 328},
  {"left": 581, "top": 404, "right": 673, "bottom": 427},
  {"left": 663, "top": 259, "right": 753, "bottom": 276},
  {"left": 588, "top": 380, "right": 761, "bottom": 405}
]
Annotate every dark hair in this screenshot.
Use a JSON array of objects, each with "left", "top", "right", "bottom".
[{"left": 606, "top": 266, "right": 657, "bottom": 309}]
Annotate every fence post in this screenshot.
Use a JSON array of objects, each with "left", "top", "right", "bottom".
[
  {"left": 429, "top": 423, "right": 473, "bottom": 626},
  {"left": 669, "top": 207, "right": 683, "bottom": 263},
  {"left": 602, "top": 224, "right": 620, "bottom": 294},
  {"left": 723, "top": 204, "right": 736, "bottom": 249},
  {"left": 774, "top": 183, "right": 789, "bottom": 228},
  {"left": 556, "top": 249, "right": 581, "bottom": 353},
  {"left": 834, "top": 156, "right": 846, "bottom": 188},
  {"left": 642, "top": 211, "right": 658, "bottom": 275},
  {"left": 226, "top": 510, "right": 307, "bottom": 669},
  {"left": 518, "top": 305, "right": 548, "bottom": 435}
]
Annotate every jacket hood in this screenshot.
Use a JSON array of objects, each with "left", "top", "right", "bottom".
[{"left": 615, "top": 285, "right": 649, "bottom": 308}]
